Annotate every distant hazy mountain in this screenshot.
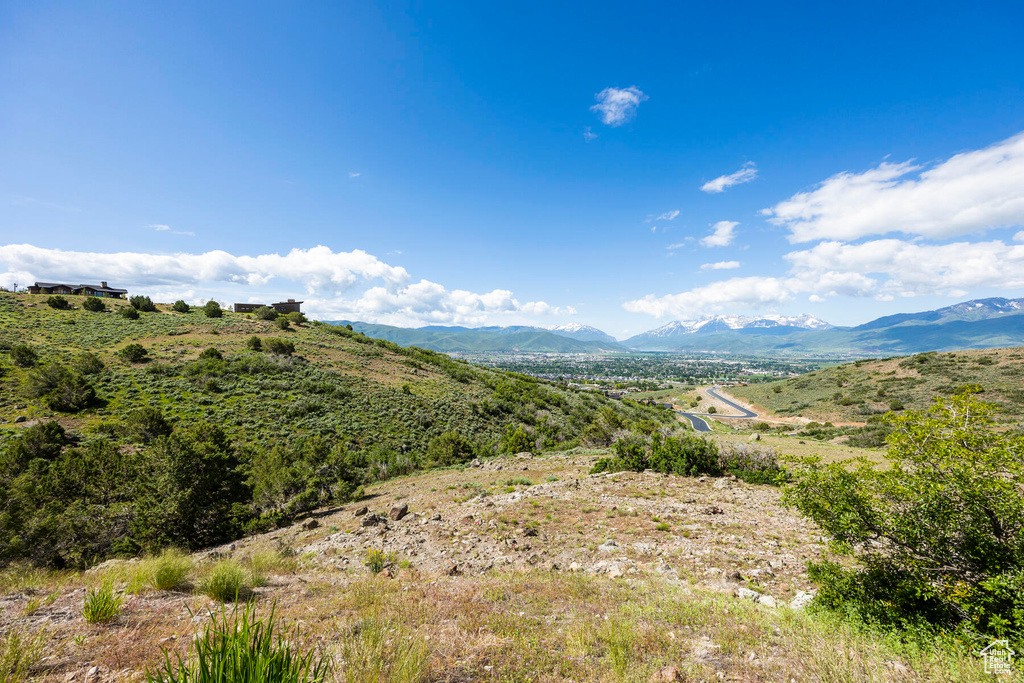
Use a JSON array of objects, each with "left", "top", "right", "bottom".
[
  {"left": 625, "top": 298, "right": 1024, "bottom": 356},
  {"left": 325, "top": 321, "right": 630, "bottom": 353},
  {"left": 548, "top": 323, "right": 619, "bottom": 344}
]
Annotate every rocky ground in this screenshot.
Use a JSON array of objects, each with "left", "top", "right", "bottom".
[{"left": 0, "top": 449, "right": 988, "bottom": 682}]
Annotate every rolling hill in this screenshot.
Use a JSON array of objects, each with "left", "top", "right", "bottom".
[{"left": 324, "top": 320, "right": 630, "bottom": 353}]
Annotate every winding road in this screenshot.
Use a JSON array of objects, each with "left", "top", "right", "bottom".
[{"left": 676, "top": 386, "right": 758, "bottom": 433}]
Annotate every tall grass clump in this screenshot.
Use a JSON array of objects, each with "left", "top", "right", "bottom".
[
  {"left": 0, "top": 627, "right": 47, "bottom": 683},
  {"left": 152, "top": 548, "right": 193, "bottom": 591},
  {"left": 247, "top": 548, "right": 295, "bottom": 587},
  {"left": 147, "top": 601, "right": 330, "bottom": 683},
  {"left": 201, "top": 560, "right": 250, "bottom": 602},
  {"left": 82, "top": 583, "right": 124, "bottom": 624}
]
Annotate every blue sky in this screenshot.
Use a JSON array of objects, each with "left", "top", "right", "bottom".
[{"left": 2, "top": 1, "right": 1023, "bottom": 338}]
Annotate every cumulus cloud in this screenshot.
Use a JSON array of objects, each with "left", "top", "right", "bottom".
[
  {"left": 657, "top": 210, "right": 681, "bottom": 221},
  {"left": 623, "top": 237, "right": 1024, "bottom": 319},
  {"left": 591, "top": 86, "right": 648, "bottom": 126},
  {"left": 699, "top": 261, "right": 740, "bottom": 271},
  {"left": 763, "top": 131, "right": 1024, "bottom": 243},
  {"left": 700, "top": 221, "right": 738, "bottom": 247},
  {"left": 701, "top": 162, "right": 758, "bottom": 193},
  {"left": 0, "top": 244, "right": 569, "bottom": 326}
]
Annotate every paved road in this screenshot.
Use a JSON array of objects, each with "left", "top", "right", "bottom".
[{"left": 676, "top": 386, "right": 759, "bottom": 433}]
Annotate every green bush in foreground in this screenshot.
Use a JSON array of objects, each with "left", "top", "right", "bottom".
[
  {"left": 24, "top": 364, "right": 96, "bottom": 411},
  {"left": 785, "top": 392, "right": 1024, "bottom": 648},
  {"left": 119, "top": 305, "right": 139, "bottom": 319},
  {"left": 118, "top": 343, "right": 148, "bottom": 363},
  {"left": 203, "top": 301, "right": 223, "bottom": 318},
  {"left": 147, "top": 601, "right": 330, "bottom": 683},
  {"left": 130, "top": 295, "right": 157, "bottom": 312},
  {"left": 82, "top": 583, "right": 123, "bottom": 623},
  {"left": 201, "top": 560, "right": 250, "bottom": 602},
  {"left": 46, "top": 295, "right": 69, "bottom": 310},
  {"left": 172, "top": 299, "right": 190, "bottom": 313}
]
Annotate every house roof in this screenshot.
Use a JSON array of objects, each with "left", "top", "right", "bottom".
[{"left": 33, "top": 281, "right": 128, "bottom": 294}]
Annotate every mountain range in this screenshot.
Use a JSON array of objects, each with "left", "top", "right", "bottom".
[{"left": 327, "top": 297, "right": 1024, "bottom": 356}]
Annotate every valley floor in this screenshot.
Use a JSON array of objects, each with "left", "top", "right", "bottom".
[{"left": 1, "top": 449, "right": 991, "bottom": 682}]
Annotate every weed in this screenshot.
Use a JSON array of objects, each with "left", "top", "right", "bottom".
[
  {"left": 338, "top": 616, "right": 428, "bottom": 683},
  {"left": 363, "top": 549, "right": 397, "bottom": 575},
  {"left": 201, "top": 560, "right": 251, "bottom": 602},
  {"left": 152, "top": 548, "right": 193, "bottom": 591},
  {"left": 82, "top": 583, "right": 124, "bottom": 624},
  {"left": 147, "top": 601, "right": 330, "bottom": 683},
  {"left": 0, "top": 626, "right": 47, "bottom": 683}
]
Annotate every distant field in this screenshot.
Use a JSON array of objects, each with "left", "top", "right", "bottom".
[{"left": 729, "top": 346, "right": 1024, "bottom": 424}]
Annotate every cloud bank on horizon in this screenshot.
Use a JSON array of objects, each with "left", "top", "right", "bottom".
[
  {"left": 0, "top": 244, "right": 574, "bottom": 327},
  {"left": 627, "top": 131, "right": 1024, "bottom": 319}
]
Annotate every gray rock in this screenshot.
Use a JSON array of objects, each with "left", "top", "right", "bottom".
[
  {"left": 353, "top": 506, "right": 368, "bottom": 517},
  {"left": 13, "top": 416, "right": 25, "bottom": 423},
  {"left": 789, "top": 590, "right": 816, "bottom": 610},
  {"left": 389, "top": 503, "right": 409, "bottom": 521},
  {"left": 360, "top": 513, "right": 385, "bottom": 527},
  {"left": 302, "top": 518, "right": 319, "bottom": 531},
  {"left": 597, "top": 539, "right": 620, "bottom": 554},
  {"left": 736, "top": 587, "right": 761, "bottom": 602}
]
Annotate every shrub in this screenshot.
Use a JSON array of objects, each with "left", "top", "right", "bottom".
[
  {"left": 264, "top": 338, "right": 294, "bottom": 356},
  {"left": 151, "top": 549, "right": 192, "bottom": 591},
  {"left": 118, "top": 343, "right": 148, "bottom": 363},
  {"left": 200, "top": 347, "right": 223, "bottom": 361},
  {"left": 203, "top": 300, "right": 223, "bottom": 318},
  {"left": 286, "top": 311, "right": 306, "bottom": 325},
  {"left": 784, "top": 393, "right": 1024, "bottom": 647},
  {"left": 171, "top": 299, "right": 190, "bottom": 313},
  {"left": 24, "top": 364, "right": 95, "bottom": 411},
  {"left": 82, "top": 583, "right": 123, "bottom": 623},
  {"left": 73, "top": 351, "right": 104, "bottom": 375},
  {"left": 718, "top": 443, "right": 788, "bottom": 484},
  {"left": 46, "top": 295, "right": 69, "bottom": 309},
  {"left": 201, "top": 560, "right": 250, "bottom": 602},
  {"left": 125, "top": 406, "right": 173, "bottom": 442},
  {"left": 119, "top": 306, "right": 139, "bottom": 319},
  {"left": 649, "top": 433, "right": 721, "bottom": 476},
  {"left": 82, "top": 297, "right": 106, "bottom": 312},
  {"left": 253, "top": 306, "right": 278, "bottom": 321},
  {"left": 706, "top": 405, "right": 717, "bottom": 414},
  {"left": 426, "top": 432, "right": 476, "bottom": 467},
  {"left": 274, "top": 317, "right": 290, "bottom": 331},
  {"left": 10, "top": 344, "right": 38, "bottom": 368},
  {"left": 246, "top": 336, "right": 262, "bottom": 352},
  {"left": 146, "top": 601, "right": 330, "bottom": 683},
  {"left": 501, "top": 425, "right": 534, "bottom": 454},
  {"left": 130, "top": 295, "right": 157, "bottom": 312}
]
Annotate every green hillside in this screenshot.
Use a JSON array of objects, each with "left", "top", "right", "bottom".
[
  {"left": 729, "top": 346, "right": 1024, "bottom": 424},
  {"left": 328, "top": 320, "right": 631, "bottom": 353},
  {"left": 0, "top": 292, "right": 672, "bottom": 567}
]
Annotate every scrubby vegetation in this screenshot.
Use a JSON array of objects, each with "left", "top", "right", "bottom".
[
  {"left": 0, "top": 291, "right": 672, "bottom": 568},
  {"left": 786, "top": 392, "right": 1024, "bottom": 649},
  {"left": 732, "top": 347, "right": 1024, "bottom": 424}
]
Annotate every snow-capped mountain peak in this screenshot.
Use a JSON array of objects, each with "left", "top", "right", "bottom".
[{"left": 643, "top": 314, "right": 832, "bottom": 337}]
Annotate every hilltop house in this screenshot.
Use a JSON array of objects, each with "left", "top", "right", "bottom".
[
  {"left": 233, "top": 299, "right": 303, "bottom": 314},
  {"left": 28, "top": 281, "right": 128, "bottom": 298}
]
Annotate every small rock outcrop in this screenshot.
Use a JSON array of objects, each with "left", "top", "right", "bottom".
[{"left": 389, "top": 503, "right": 409, "bottom": 521}]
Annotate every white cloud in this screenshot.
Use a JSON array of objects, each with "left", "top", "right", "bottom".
[
  {"left": 657, "top": 210, "right": 680, "bottom": 221},
  {"left": 763, "top": 131, "right": 1024, "bottom": 243},
  {"left": 0, "top": 244, "right": 569, "bottom": 326},
  {"left": 623, "top": 236, "right": 1024, "bottom": 319},
  {"left": 148, "top": 224, "right": 171, "bottom": 231},
  {"left": 590, "top": 86, "right": 648, "bottom": 127},
  {"left": 700, "top": 221, "right": 738, "bottom": 247},
  {"left": 349, "top": 172, "right": 361, "bottom": 178},
  {"left": 699, "top": 261, "right": 740, "bottom": 271},
  {"left": 583, "top": 127, "right": 598, "bottom": 141},
  {"left": 1014, "top": 231, "right": 1024, "bottom": 242},
  {"left": 701, "top": 162, "right": 758, "bottom": 193},
  {"left": 665, "top": 242, "right": 688, "bottom": 251},
  {"left": 624, "top": 276, "right": 796, "bottom": 318}
]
